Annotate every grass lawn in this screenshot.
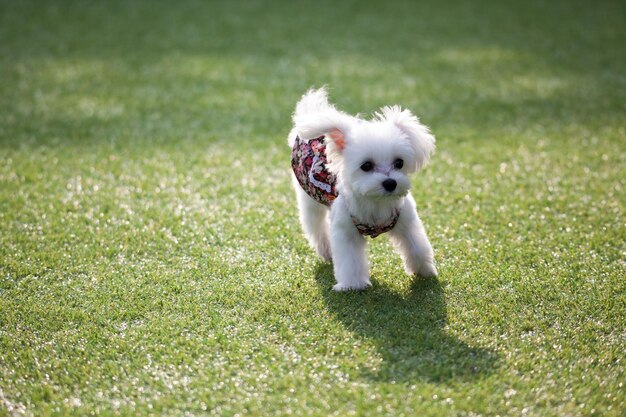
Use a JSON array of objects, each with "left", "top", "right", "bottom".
[{"left": 1, "top": 0, "right": 625, "bottom": 415}]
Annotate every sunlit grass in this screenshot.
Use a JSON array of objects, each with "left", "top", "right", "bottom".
[{"left": 1, "top": 0, "right": 625, "bottom": 416}]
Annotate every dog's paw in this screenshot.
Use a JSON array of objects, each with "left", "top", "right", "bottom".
[
  {"left": 417, "top": 262, "right": 438, "bottom": 278},
  {"left": 332, "top": 280, "right": 371, "bottom": 292}
]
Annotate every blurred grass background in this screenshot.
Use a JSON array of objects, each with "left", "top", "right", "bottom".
[{"left": 1, "top": 0, "right": 624, "bottom": 416}]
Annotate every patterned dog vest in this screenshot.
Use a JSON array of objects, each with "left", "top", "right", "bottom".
[
  {"left": 291, "top": 135, "right": 338, "bottom": 206},
  {"left": 291, "top": 135, "right": 399, "bottom": 238}
]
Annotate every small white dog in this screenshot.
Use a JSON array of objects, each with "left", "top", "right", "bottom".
[{"left": 289, "top": 87, "right": 437, "bottom": 291}]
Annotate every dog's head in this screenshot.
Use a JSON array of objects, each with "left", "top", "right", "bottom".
[{"left": 295, "top": 102, "right": 435, "bottom": 200}]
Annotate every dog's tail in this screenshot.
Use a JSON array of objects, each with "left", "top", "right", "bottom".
[
  {"left": 288, "top": 87, "right": 335, "bottom": 146},
  {"left": 289, "top": 87, "right": 353, "bottom": 146},
  {"left": 294, "top": 87, "right": 334, "bottom": 118}
]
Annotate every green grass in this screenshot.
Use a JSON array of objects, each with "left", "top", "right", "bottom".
[{"left": 1, "top": 0, "right": 625, "bottom": 415}]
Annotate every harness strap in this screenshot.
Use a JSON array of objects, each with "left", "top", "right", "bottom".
[{"left": 351, "top": 209, "right": 400, "bottom": 238}]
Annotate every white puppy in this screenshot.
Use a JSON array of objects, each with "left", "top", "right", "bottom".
[{"left": 289, "top": 87, "right": 437, "bottom": 291}]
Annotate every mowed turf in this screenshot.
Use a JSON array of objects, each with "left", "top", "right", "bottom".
[{"left": 0, "top": 0, "right": 624, "bottom": 415}]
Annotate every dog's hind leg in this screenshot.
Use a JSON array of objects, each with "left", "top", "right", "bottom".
[{"left": 294, "top": 181, "right": 332, "bottom": 261}]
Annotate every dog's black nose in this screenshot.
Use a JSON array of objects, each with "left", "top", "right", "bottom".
[{"left": 382, "top": 179, "right": 397, "bottom": 192}]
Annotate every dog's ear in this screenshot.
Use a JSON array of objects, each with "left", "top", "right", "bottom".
[
  {"left": 321, "top": 127, "right": 349, "bottom": 175},
  {"left": 294, "top": 111, "right": 351, "bottom": 141},
  {"left": 294, "top": 109, "right": 350, "bottom": 170},
  {"left": 376, "top": 105, "right": 435, "bottom": 171},
  {"left": 293, "top": 87, "right": 352, "bottom": 157},
  {"left": 327, "top": 128, "right": 346, "bottom": 152},
  {"left": 294, "top": 111, "right": 350, "bottom": 175}
]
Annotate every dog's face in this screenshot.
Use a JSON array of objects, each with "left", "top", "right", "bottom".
[
  {"left": 295, "top": 104, "right": 435, "bottom": 201},
  {"left": 340, "top": 123, "right": 415, "bottom": 200}
]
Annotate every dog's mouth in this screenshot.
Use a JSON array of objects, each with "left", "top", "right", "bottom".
[
  {"left": 383, "top": 181, "right": 409, "bottom": 196},
  {"left": 383, "top": 188, "right": 408, "bottom": 198},
  {"left": 353, "top": 179, "right": 410, "bottom": 199},
  {"left": 364, "top": 187, "right": 407, "bottom": 199}
]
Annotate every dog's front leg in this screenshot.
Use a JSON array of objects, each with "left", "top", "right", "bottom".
[
  {"left": 389, "top": 201, "right": 437, "bottom": 278},
  {"left": 329, "top": 218, "right": 370, "bottom": 291}
]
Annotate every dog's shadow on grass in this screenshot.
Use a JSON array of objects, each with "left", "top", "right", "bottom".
[{"left": 315, "top": 263, "right": 497, "bottom": 383}]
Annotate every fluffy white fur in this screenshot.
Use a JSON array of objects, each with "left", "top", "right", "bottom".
[{"left": 289, "top": 87, "right": 437, "bottom": 291}]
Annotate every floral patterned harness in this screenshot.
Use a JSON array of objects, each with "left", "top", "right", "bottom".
[{"left": 291, "top": 135, "right": 399, "bottom": 238}]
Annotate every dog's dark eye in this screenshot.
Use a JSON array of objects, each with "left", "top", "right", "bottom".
[
  {"left": 394, "top": 158, "right": 404, "bottom": 169},
  {"left": 360, "top": 161, "right": 374, "bottom": 172}
]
